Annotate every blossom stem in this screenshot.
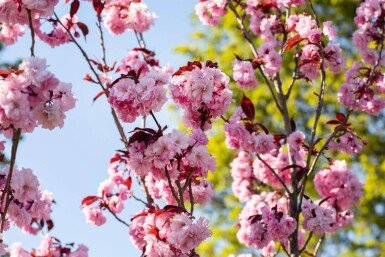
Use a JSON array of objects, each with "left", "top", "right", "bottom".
[
  {"left": 54, "top": 12, "right": 131, "bottom": 149},
  {"left": 299, "top": 232, "right": 313, "bottom": 253},
  {"left": 150, "top": 111, "right": 162, "bottom": 131},
  {"left": 188, "top": 182, "right": 194, "bottom": 215},
  {"left": 165, "top": 167, "right": 181, "bottom": 207},
  {"left": 105, "top": 205, "right": 130, "bottom": 228},
  {"left": 313, "top": 234, "right": 325, "bottom": 256},
  {"left": 140, "top": 177, "right": 154, "bottom": 207},
  {"left": 26, "top": 9, "right": 35, "bottom": 57},
  {"left": 0, "top": 128, "right": 21, "bottom": 235},
  {"left": 256, "top": 154, "right": 290, "bottom": 194},
  {"left": 227, "top": 2, "right": 282, "bottom": 113},
  {"left": 96, "top": 15, "right": 107, "bottom": 66}
]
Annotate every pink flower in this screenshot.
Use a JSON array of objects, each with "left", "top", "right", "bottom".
[
  {"left": 109, "top": 73, "right": 167, "bottom": 123},
  {"left": 0, "top": 23, "right": 24, "bottom": 45},
  {"left": 170, "top": 61, "right": 232, "bottom": 130},
  {"left": 302, "top": 200, "right": 336, "bottom": 234},
  {"left": 103, "top": 1, "right": 156, "bottom": 34},
  {"left": 232, "top": 59, "right": 258, "bottom": 89},
  {"left": 126, "top": 2, "right": 156, "bottom": 33},
  {"left": 323, "top": 21, "right": 337, "bottom": 41},
  {"left": 278, "top": 0, "right": 306, "bottom": 7},
  {"left": 129, "top": 214, "right": 147, "bottom": 250},
  {"left": 82, "top": 206, "right": 106, "bottom": 226},
  {"left": 314, "top": 160, "right": 363, "bottom": 210},
  {"left": 295, "top": 14, "right": 317, "bottom": 38},
  {"left": 195, "top": 0, "right": 228, "bottom": 26},
  {"left": 10, "top": 243, "right": 30, "bottom": 257},
  {"left": 11, "top": 167, "right": 40, "bottom": 202},
  {"left": 288, "top": 131, "right": 305, "bottom": 161}
]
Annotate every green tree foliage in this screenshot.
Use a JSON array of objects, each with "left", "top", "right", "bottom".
[{"left": 176, "top": 1, "right": 385, "bottom": 256}]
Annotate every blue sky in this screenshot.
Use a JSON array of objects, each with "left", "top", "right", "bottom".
[{"left": 3, "top": 1, "right": 199, "bottom": 256}]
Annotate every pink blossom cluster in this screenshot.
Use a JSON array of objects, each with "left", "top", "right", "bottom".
[
  {"left": 0, "top": 0, "right": 60, "bottom": 45},
  {"left": 195, "top": 0, "right": 228, "bottom": 26},
  {"left": 83, "top": 129, "right": 215, "bottom": 227},
  {"left": 338, "top": 61, "right": 385, "bottom": 114},
  {"left": 253, "top": 147, "right": 305, "bottom": 189},
  {"left": 314, "top": 160, "right": 363, "bottom": 210},
  {"left": 82, "top": 154, "right": 132, "bottom": 226},
  {"left": 108, "top": 51, "right": 169, "bottom": 123},
  {"left": 302, "top": 160, "right": 362, "bottom": 234},
  {"left": 338, "top": 0, "right": 385, "bottom": 113},
  {"left": 327, "top": 131, "right": 365, "bottom": 154},
  {"left": 224, "top": 107, "right": 276, "bottom": 154},
  {"left": 230, "top": 151, "right": 255, "bottom": 202},
  {"left": 286, "top": 15, "right": 345, "bottom": 80},
  {"left": 0, "top": 57, "right": 76, "bottom": 136},
  {"left": 302, "top": 199, "right": 354, "bottom": 235},
  {"left": 101, "top": 0, "right": 156, "bottom": 35},
  {"left": 0, "top": 23, "right": 25, "bottom": 45},
  {"left": 130, "top": 207, "right": 211, "bottom": 257},
  {"left": 0, "top": 164, "right": 54, "bottom": 240},
  {"left": 128, "top": 129, "right": 215, "bottom": 205},
  {"left": 232, "top": 59, "right": 258, "bottom": 89},
  {"left": 170, "top": 61, "right": 232, "bottom": 130},
  {"left": 0, "top": 0, "right": 58, "bottom": 26},
  {"left": 301, "top": 199, "right": 337, "bottom": 234},
  {"left": 34, "top": 14, "right": 77, "bottom": 48},
  {"left": 9, "top": 235, "right": 88, "bottom": 257},
  {"left": 230, "top": 143, "right": 306, "bottom": 195},
  {"left": 237, "top": 193, "right": 296, "bottom": 250}
]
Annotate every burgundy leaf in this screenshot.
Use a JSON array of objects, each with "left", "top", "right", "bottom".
[
  {"left": 133, "top": 47, "right": 155, "bottom": 57},
  {"left": 326, "top": 120, "right": 340, "bottom": 125},
  {"left": 81, "top": 195, "right": 100, "bottom": 206},
  {"left": 283, "top": 34, "right": 303, "bottom": 52},
  {"left": 173, "top": 65, "right": 196, "bottom": 76},
  {"left": 70, "top": 0, "right": 80, "bottom": 18},
  {"left": 77, "top": 22, "right": 89, "bottom": 38},
  {"left": 124, "top": 177, "right": 132, "bottom": 190},
  {"left": 0, "top": 70, "right": 10, "bottom": 78},
  {"left": 92, "top": 0, "right": 105, "bottom": 16},
  {"left": 47, "top": 219, "right": 54, "bottom": 231},
  {"left": 336, "top": 112, "right": 346, "bottom": 121},
  {"left": 241, "top": 93, "right": 255, "bottom": 121}
]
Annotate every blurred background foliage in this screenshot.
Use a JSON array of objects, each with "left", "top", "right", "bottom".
[{"left": 175, "top": 0, "right": 385, "bottom": 256}]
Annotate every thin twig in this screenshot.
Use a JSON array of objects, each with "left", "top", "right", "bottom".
[
  {"left": 131, "top": 194, "right": 148, "bottom": 206},
  {"left": 96, "top": 15, "right": 107, "bottom": 66},
  {"left": 165, "top": 167, "right": 181, "bottom": 206},
  {"left": 308, "top": 110, "right": 352, "bottom": 175},
  {"left": 110, "top": 107, "right": 129, "bottom": 147},
  {"left": 256, "top": 154, "right": 290, "bottom": 193},
  {"left": 313, "top": 234, "right": 325, "bottom": 256},
  {"left": 188, "top": 182, "right": 194, "bottom": 215},
  {"left": 55, "top": 12, "right": 132, "bottom": 149},
  {"left": 286, "top": 46, "right": 300, "bottom": 99},
  {"left": 105, "top": 206, "right": 130, "bottom": 227},
  {"left": 307, "top": 0, "right": 321, "bottom": 28},
  {"left": 175, "top": 178, "right": 185, "bottom": 208},
  {"left": 54, "top": 12, "right": 106, "bottom": 91},
  {"left": 140, "top": 177, "right": 154, "bottom": 207},
  {"left": 228, "top": 1, "right": 282, "bottom": 112},
  {"left": 26, "top": 9, "right": 35, "bottom": 57},
  {"left": 182, "top": 168, "right": 195, "bottom": 192},
  {"left": 150, "top": 111, "right": 162, "bottom": 131},
  {"left": 0, "top": 128, "right": 21, "bottom": 234},
  {"left": 300, "top": 232, "right": 314, "bottom": 253}
]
